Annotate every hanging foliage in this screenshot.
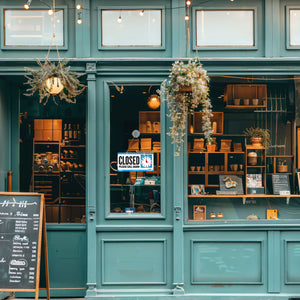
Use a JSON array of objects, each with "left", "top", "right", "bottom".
[
  {"left": 24, "top": 59, "right": 86, "bottom": 105},
  {"left": 161, "top": 57, "right": 213, "bottom": 155}
]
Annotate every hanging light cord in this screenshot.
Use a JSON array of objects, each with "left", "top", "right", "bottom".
[{"left": 45, "top": 0, "right": 61, "bottom": 62}]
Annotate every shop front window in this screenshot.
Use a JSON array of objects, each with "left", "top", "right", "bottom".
[
  {"left": 19, "top": 94, "right": 86, "bottom": 223},
  {"left": 187, "top": 80, "right": 300, "bottom": 222},
  {"left": 110, "top": 85, "right": 161, "bottom": 214},
  {"left": 4, "top": 9, "right": 64, "bottom": 46},
  {"left": 101, "top": 9, "right": 162, "bottom": 47},
  {"left": 196, "top": 10, "right": 254, "bottom": 47},
  {"left": 289, "top": 9, "right": 300, "bottom": 47}
]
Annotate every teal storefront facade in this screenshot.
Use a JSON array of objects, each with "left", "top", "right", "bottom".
[{"left": 1, "top": 0, "right": 300, "bottom": 299}]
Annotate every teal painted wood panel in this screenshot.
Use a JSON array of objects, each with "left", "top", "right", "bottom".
[
  {"left": 102, "top": 239, "right": 166, "bottom": 285},
  {"left": 285, "top": 241, "right": 300, "bottom": 284},
  {"left": 191, "top": 241, "right": 262, "bottom": 284},
  {"left": 46, "top": 230, "right": 87, "bottom": 288},
  {"left": 184, "top": 231, "right": 267, "bottom": 294}
]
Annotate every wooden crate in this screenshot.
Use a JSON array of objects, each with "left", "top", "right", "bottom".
[
  {"left": 224, "top": 84, "right": 267, "bottom": 108},
  {"left": 193, "top": 138, "right": 205, "bottom": 150},
  {"left": 128, "top": 139, "right": 139, "bottom": 151},
  {"left": 140, "top": 138, "right": 152, "bottom": 151},
  {"left": 220, "top": 139, "right": 232, "bottom": 152},
  {"left": 193, "top": 112, "right": 223, "bottom": 135},
  {"left": 34, "top": 119, "right": 62, "bottom": 141},
  {"left": 139, "top": 111, "right": 160, "bottom": 133}
]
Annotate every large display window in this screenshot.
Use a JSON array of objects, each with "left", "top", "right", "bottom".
[
  {"left": 19, "top": 94, "right": 86, "bottom": 223},
  {"left": 187, "top": 79, "right": 300, "bottom": 222},
  {"left": 109, "top": 85, "right": 161, "bottom": 214}
]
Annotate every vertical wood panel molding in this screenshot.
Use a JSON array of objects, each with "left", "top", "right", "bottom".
[
  {"left": 86, "top": 63, "right": 97, "bottom": 296},
  {"left": 267, "top": 231, "right": 281, "bottom": 292}
]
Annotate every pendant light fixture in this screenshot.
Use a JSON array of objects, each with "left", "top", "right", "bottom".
[{"left": 147, "top": 86, "right": 161, "bottom": 109}]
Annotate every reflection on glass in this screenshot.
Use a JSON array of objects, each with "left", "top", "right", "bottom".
[
  {"left": 290, "top": 9, "right": 300, "bottom": 46},
  {"left": 101, "top": 10, "right": 162, "bottom": 47},
  {"left": 196, "top": 10, "right": 254, "bottom": 47},
  {"left": 110, "top": 85, "right": 161, "bottom": 214},
  {"left": 4, "top": 9, "right": 64, "bottom": 46}
]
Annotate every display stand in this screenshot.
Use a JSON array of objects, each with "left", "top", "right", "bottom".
[{"left": 0, "top": 192, "right": 50, "bottom": 300}]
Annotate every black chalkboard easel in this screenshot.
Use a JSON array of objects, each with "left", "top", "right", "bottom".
[{"left": 0, "top": 192, "right": 49, "bottom": 300}]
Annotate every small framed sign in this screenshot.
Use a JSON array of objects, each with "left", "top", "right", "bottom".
[
  {"left": 272, "top": 174, "right": 290, "bottom": 195},
  {"left": 118, "top": 153, "right": 154, "bottom": 172},
  {"left": 193, "top": 205, "right": 206, "bottom": 220}
]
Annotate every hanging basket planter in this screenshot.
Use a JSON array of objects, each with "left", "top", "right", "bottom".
[
  {"left": 160, "top": 57, "right": 213, "bottom": 155},
  {"left": 178, "top": 85, "right": 193, "bottom": 93},
  {"left": 24, "top": 59, "right": 86, "bottom": 105}
]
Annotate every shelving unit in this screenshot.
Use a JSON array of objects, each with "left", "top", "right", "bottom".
[
  {"left": 32, "top": 121, "right": 86, "bottom": 223},
  {"left": 245, "top": 145, "right": 266, "bottom": 194},
  {"left": 188, "top": 151, "right": 244, "bottom": 188}
]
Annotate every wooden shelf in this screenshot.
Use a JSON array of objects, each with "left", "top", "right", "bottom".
[
  {"left": 267, "top": 155, "right": 293, "bottom": 158},
  {"left": 224, "top": 84, "right": 267, "bottom": 108},
  {"left": 225, "top": 105, "right": 266, "bottom": 109},
  {"left": 189, "top": 151, "right": 244, "bottom": 154}
]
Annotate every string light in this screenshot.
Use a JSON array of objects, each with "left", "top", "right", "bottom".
[
  {"left": 24, "top": 0, "right": 32, "bottom": 9},
  {"left": 185, "top": 15, "right": 189, "bottom": 21},
  {"left": 139, "top": 9, "right": 144, "bottom": 16},
  {"left": 76, "top": 4, "right": 82, "bottom": 10},
  {"left": 117, "top": 15, "right": 122, "bottom": 23},
  {"left": 77, "top": 12, "right": 82, "bottom": 24},
  {"left": 186, "top": 0, "right": 192, "bottom": 6},
  {"left": 48, "top": 9, "right": 53, "bottom": 15}
]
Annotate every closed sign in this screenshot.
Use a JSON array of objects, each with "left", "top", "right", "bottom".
[{"left": 117, "top": 153, "right": 154, "bottom": 172}]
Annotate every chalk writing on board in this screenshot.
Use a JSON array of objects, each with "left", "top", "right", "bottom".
[
  {"left": 0, "top": 195, "right": 41, "bottom": 289},
  {"left": 0, "top": 197, "right": 37, "bottom": 208}
]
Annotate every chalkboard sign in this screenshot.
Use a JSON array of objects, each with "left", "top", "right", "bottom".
[
  {"left": 272, "top": 174, "right": 290, "bottom": 195},
  {"left": 0, "top": 193, "right": 49, "bottom": 300}
]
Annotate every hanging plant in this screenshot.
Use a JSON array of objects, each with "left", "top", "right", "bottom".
[
  {"left": 161, "top": 57, "right": 213, "bottom": 155},
  {"left": 24, "top": 58, "right": 86, "bottom": 105}
]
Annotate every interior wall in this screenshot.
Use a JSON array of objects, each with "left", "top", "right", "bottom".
[{"left": 0, "top": 78, "right": 10, "bottom": 191}]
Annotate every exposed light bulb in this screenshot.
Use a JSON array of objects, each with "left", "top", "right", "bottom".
[
  {"left": 24, "top": 0, "right": 32, "bottom": 9},
  {"left": 185, "top": 15, "right": 190, "bottom": 21},
  {"left": 186, "top": 0, "right": 192, "bottom": 6},
  {"left": 48, "top": 9, "right": 53, "bottom": 15},
  {"left": 117, "top": 16, "right": 122, "bottom": 23},
  {"left": 76, "top": 4, "right": 82, "bottom": 10},
  {"left": 139, "top": 10, "right": 144, "bottom": 16},
  {"left": 77, "top": 18, "right": 83, "bottom": 24}
]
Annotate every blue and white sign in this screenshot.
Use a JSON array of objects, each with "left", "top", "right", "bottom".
[{"left": 118, "top": 153, "right": 154, "bottom": 172}]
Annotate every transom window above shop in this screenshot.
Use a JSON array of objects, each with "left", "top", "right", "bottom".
[
  {"left": 109, "top": 85, "right": 161, "bottom": 215},
  {"left": 195, "top": 10, "right": 254, "bottom": 47},
  {"left": 4, "top": 9, "right": 64, "bottom": 47},
  {"left": 289, "top": 9, "right": 300, "bottom": 47},
  {"left": 101, "top": 9, "right": 162, "bottom": 47}
]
